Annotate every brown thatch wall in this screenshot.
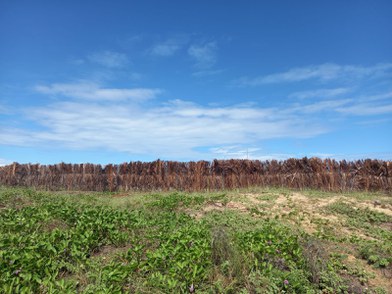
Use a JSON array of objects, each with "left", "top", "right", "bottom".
[{"left": 0, "top": 158, "right": 391, "bottom": 193}]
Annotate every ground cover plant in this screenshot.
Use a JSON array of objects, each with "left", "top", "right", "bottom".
[{"left": 0, "top": 186, "right": 391, "bottom": 293}]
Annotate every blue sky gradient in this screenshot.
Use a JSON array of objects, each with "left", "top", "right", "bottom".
[{"left": 1, "top": 0, "right": 391, "bottom": 165}]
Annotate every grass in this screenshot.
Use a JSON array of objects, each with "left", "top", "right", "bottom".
[{"left": 0, "top": 186, "right": 391, "bottom": 293}]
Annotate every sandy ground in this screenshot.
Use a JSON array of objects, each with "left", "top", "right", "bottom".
[{"left": 185, "top": 191, "right": 392, "bottom": 292}]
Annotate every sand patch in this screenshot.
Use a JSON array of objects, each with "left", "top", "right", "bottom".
[{"left": 357, "top": 201, "right": 392, "bottom": 217}]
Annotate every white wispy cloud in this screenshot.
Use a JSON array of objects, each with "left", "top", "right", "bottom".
[
  {"left": 149, "top": 39, "right": 184, "bottom": 56},
  {"left": 4, "top": 81, "right": 391, "bottom": 159},
  {"left": 336, "top": 103, "right": 392, "bottom": 115},
  {"left": 0, "top": 127, "right": 41, "bottom": 146},
  {"left": 1, "top": 98, "right": 326, "bottom": 159},
  {"left": 4, "top": 58, "right": 391, "bottom": 160},
  {"left": 236, "top": 63, "right": 392, "bottom": 86},
  {"left": 358, "top": 91, "right": 392, "bottom": 102},
  {"left": 209, "top": 146, "right": 262, "bottom": 159},
  {"left": 87, "top": 51, "right": 129, "bottom": 68},
  {"left": 285, "top": 90, "right": 392, "bottom": 115},
  {"left": 326, "top": 152, "right": 392, "bottom": 161},
  {"left": 210, "top": 150, "right": 392, "bottom": 161},
  {"left": 0, "top": 158, "right": 12, "bottom": 166},
  {"left": 209, "top": 146, "right": 297, "bottom": 160},
  {"left": 334, "top": 91, "right": 392, "bottom": 115},
  {"left": 286, "top": 99, "right": 353, "bottom": 114},
  {"left": 35, "top": 82, "right": 161, "bottom": 102},
  {"left": 286, "top": 90, "right": 392, "bottom": 116},
  {"left": 289, "top": 88, "right": 351, "bottom": 99},
  {"left": 356, "top": 118, "right": 392, "bottom": 125},
  {"left": 188, "top": 42, "right": 217, "bottom": 69}
]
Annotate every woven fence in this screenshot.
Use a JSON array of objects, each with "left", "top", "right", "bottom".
[{"left": 0, "top": 158, "right": 391, "bottom": 193}]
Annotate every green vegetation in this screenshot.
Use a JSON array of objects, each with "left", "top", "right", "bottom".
[
  {"left": 0, "top": 187, "right": 391, "bottom": 293},
  {"left": 326, "top": 201, "right": 392, "bottom": 270}
]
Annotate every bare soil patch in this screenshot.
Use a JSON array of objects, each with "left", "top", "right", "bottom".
[
  {"left": 42, "top": 219, "right": 69, "bottom": 232},
  {"left": 91, "top": 245, "right": 130, "bottom": 262},
  {"left": 226, "top": 201, "right": 248, "bottom": 212}
]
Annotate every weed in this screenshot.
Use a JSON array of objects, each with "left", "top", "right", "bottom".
[{"left": 1, "top": 186, "right": 390, "bottom": 293}]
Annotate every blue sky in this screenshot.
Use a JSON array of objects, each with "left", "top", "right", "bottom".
[{"left": 1, "top": 0, "right": 391, "bottom": 165}]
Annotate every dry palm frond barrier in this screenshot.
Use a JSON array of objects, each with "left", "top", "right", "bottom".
[{"left": 0, "top": 158, "right": 391, "bottom": 193}]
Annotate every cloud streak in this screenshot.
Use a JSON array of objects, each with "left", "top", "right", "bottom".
[
  {"left": 35, "top": 83, "right": 162, "bottom": 102},
  {"left": 192, "top": 69, "right": 224, "bottom": 77},
  {"left": 236, "top": 63, "right": 392, "bottom": 86},
  {"left": 149, "top": 39, "right": 184, "bottom": 56},
  {"left": 188, "top": 42, "right": 217, "bottom": 69},
  {"left": 289, "top": 88, "right": 351, "bottom": 99},
  {"left": 87, "top": 51, "right": 129, "bottom": 68},
  {"left": 1, "top": 98, "right": 326, "bottom": 159},
  {"left": 336, "top": 103, "right": 392, "bottom": 115},
  {"left": 209, "top": 146, "right": 276, "bottom": 160},
  {"left": 0, "top": 158, "right": 12, "bottom": 166},
  {"left": 286, "top": 99, "right": 353, "bottom": 114},
  {"left": 3, "top": 60, "right": 391, "bottom": 161},
  {"left": 3, "top": 84, "right": 392, "bottom": 159}
]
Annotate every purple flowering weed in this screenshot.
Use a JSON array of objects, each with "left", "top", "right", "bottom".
[{"left": 13, "top": 269, "right": 21, "bottom": 276}]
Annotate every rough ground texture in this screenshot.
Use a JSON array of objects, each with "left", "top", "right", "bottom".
[
  {"left": 1, "top": 187, "right": 391, "bottom": 293},
  {"left": 186, "top": 189, "right": 392, "bottom": 292}
]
